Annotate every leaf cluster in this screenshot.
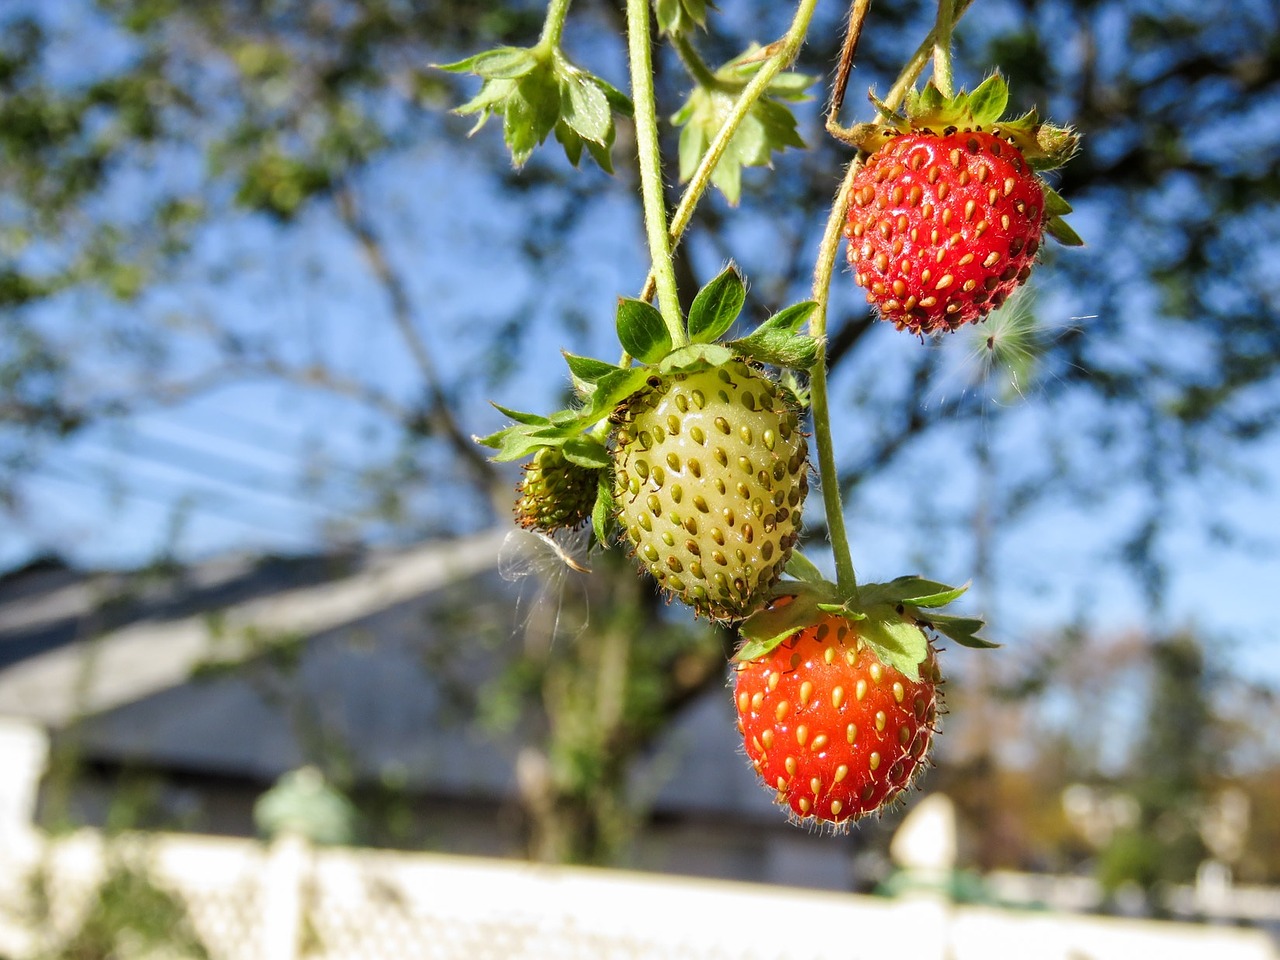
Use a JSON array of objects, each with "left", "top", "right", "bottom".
[
  {"left": 671, "top": 49, "right": 815, "bottom": 205},
  {"left": 441, "top": 46, "right": 632, "bottom": 171}
]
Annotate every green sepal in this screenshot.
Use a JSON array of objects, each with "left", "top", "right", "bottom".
[
  {"left": 729, "top": 316, "right": 821, "bottom": 371},
  {"left": 581, "top": 366, "right": 652, "bottom": 423},
  {"left": 687, "top": 263, "right": 746, "bottom": 344},
  {"left": 920, "top": 613, "right": 998, "bottom": 649},
  {"left": 591, "top": 470, "right": 616, "bottom": 545},
  {"left": 783, "top": 549, "right": 826, "bottom": 584},
  {"left": 729, "top": 300, "right": 819, "bottom": 368},
  {"left": 615, "top": 297, "right": 672, "bottom": 364},
  {"left": 438, "top": 47, "right": 540, "bottom": 80},
  {"left": 477, "top": 421, "right": 578, "bottom": 462},
  {"left": 1044, "top": 214, "right": 1084, "bottom": 247},
  {"left": 489, "top": 403, "right": 550, "bottom": 427},
  {"left": 561, "top": 435, "right": 610, "bottom": 469},
  {"left": 965, "top": 73, "right": 1009, "bottom": 127},
  {"left": 859, "top": 611, "right": 931, "bottom": 682},
  {"left": 857, "top": 575, "right": 970, "bottom": 609},
  {"left": 563, "top": 351, "right": 623, "bottom": 387},
  {"left": 734, "top": 582, "right": 841, "bottom": 662},
  {"left": 658, "top": 342, "right": 735, "bottom": 374},
  {"left": 654, "top": 0, "right": 710, "bottom": 35}
]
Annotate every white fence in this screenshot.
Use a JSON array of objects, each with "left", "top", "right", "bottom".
[{"left": 1, "top": 827, "right": 1276, "bottom": 960}]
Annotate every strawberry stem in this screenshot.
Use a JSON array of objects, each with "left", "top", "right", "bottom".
[
  {"left": 884, "top": 0, "right": 975, "bottom": 111},
  {"left": 639, "top": 0, "right": 821, "bottom": 304},
  {"left": 626, "top": 0, "right": 687, "bottom": 348},
  {"left": 931, "top": 0, "right": 956, "bottom": 98},
  {"left": 536, "top": 0, "right": 574, "bottom": 54},
  {"left": 807, "top": 160, "right": 865, "bottom": 600}
]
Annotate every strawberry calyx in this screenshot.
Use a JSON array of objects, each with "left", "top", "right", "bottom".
[
  {"left": 843, "top": 73, "right": 1082, "bottom": 248},
  {"left": 735, "top": 566, "right": 995, "bottom": 681},
  {"left": 475, "top": 265, "right": 822, "bottom": 544}
]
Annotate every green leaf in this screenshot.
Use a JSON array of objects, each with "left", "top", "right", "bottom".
[
  {"left": 783, "top": 550, "right": 826, "bottom": 584},
  {"left": 966, "top": 73, "right": 1009, "bottom": 126},
  {"left": 592, "top": 470, "right": 616, "bottom": 544},
  {"left": 563, "top": 352, "right": 621, "bottom": 385},
  {"left": 615, "top": 297, "right": 672, "bottom": 364},
  {"left": 438, "top": 47, "right": 540, "bottom": 80},
  {"left": 687, "top": 263, "right": 746, "bottom": 344},
  {"left": 1042, "top": 184, "right": 1073, "bottom": 218},
  {"left": 926, "top": 613, "right": 998, "bottom": 649},
  {"left": 729, "top": 328, "right": 820, "bottom": 370},
  {"left": 561, "top": 435, "right": 610, "bottom": 469},
  {"left": 504, "top": 70, "right": 561, "bottom": 166},
  {"left": 860, "top": 614, "right": 930, "bottom": 681},
  {"left": 658, "top": 342, "right": 735, "bottom": 373},
  {"left": 858, "top": 575, "right": 969, "bottom": 608},
  {"left": 581, "top": 366, "right": 652, "bottom": 423},
  {"left": 734, "top": 584, "right": 840, "bottom": 662},
  {"left": 1045, "top": 216, "right": 1084, "bottom": 247},
  {"left": 561, "top": 70, "right": 612, "bottom": 146},
  {"left": 490, "top": 403, "right": 550, "bottom": 426},
  {"left": 754, "top": 300, "right": 817, "bottom": 336}
]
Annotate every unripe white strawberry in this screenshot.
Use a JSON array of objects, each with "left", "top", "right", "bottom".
[{"left": 612, "top": 360, "right": 808, "bottom": 619}]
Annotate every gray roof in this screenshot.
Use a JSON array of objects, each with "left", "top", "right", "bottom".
[{"left": 0, "top": 533, "right": 778, "bottom": 821}]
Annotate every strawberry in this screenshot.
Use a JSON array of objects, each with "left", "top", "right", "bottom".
[
  {"left": 734, "top": 611, "right": 940, "bottom": 824},
  {"left": 612, "top": 360, "right": 808, "bottom": 620},
  {"left": 841, "top": 75, "right": 1081, "bottom": 335},
  {"left": 515, "top": 445, "right": 598, "bottom": 533}
]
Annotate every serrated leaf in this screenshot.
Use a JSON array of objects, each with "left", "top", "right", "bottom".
[
  {"left": 563, "top": 352, "right": 621, "bottom": 385},
  {"left": 1045, "top": 216, "right": 1084, "bottom": 247},
  {"left": 562, "top": 435, "right": 610, "bottom": 469},
  {"left": 687, "top": 264, "right": 746, "bottom": 343},
  {"left": 615, "top": 298, "right": 672, "bottom": 364},
  {"left": 860, "top": 614, "right": 930, "bottom": 681},
  {"left": 490, "top": 403, "right": 550, "bottom": 426},
  {"left": 783, "top": 550, "right": 825, "bottom": 584},
  {"left": 659, "top": 342, "right": 735, "bottom": 373},
  {"left": 967, "top": 73, "right": 1009, "bottom": 126}
]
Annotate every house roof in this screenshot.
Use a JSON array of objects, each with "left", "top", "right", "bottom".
[{"left": 0, "top": 531, "right": 779, "bottom": 821}]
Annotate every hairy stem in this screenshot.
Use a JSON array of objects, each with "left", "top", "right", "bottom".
[
  {"left": 641, "top": 0, "right": 821, "bottom": 302},
  {"left": 807, "top": 161, "right": 864, "bottom": 598},
  {"left": 537, "top": 0, "right": 574, "bottom": 52},
  {"left": 626, "top": 0, "right": 686, "bottom": 346},
  {"left": 885, "top": 0, "right": 976, "bottom": 110},
  {"left": 931, "top": 0, "right": 956, "bottom": 97}
]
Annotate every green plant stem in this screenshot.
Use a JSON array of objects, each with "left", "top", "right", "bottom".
[
  {"left": 640, "top": 0, "right": 821, "bottom": 303},
  {"left": 931, "top": 0, "right": 956, "bottom": 97},
  {"left": 537, "top": 0, "right": 574, "bottom": 52},
  {"left": 626, "top": 0, "right": 686, "bottom": 347},
  {"left": 807, "top": 161, "right": 864, "bottom": 598},
  {"left": 671, "top": 33, "right": 722, "bottom": 90},
  {"left": 884, "top": 0, "right": 975, "bottom": 109}
]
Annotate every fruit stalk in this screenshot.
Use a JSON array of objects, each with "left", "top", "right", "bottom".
[
  {"left": 884, "top": 0, "right": 976, "bottom": 111},
  {"left": 626, "top": 0, "right": 686, "bottom": 347},
  {"left": 931, "top": 0, "right": 956, "bottom": 98},
  {"left": 807, "top": 160, "right": 865, "bottom": 598},
  {"left": 641, "top": 0, "right": 821, "bottom": 304},
  {"left": 536, "top": 0, "right": 574, "bottom": 53}
]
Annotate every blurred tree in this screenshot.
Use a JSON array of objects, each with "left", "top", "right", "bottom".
[{"left": 3, "top": 0, "right": 1279, "bottom": 864}]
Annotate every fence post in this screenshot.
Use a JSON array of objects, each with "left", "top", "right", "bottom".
[{"left": 261, "top": 832, "right": 308, "bottom": 960}]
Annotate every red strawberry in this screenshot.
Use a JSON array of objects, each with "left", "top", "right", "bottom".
[
  {"left": 846, "top": 130, "right": 1044, "bottom": 334},
  {"left": 734, "top": 612, "right": 940, "bottom": 824},
  {"left": 840, "top": 75, "right": 1080, "bottom": 335}
]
